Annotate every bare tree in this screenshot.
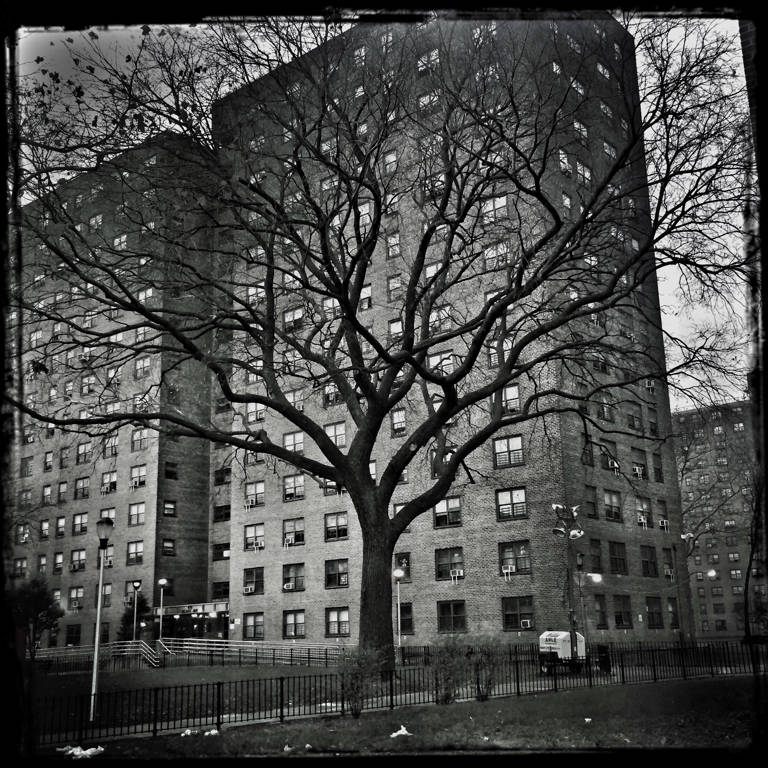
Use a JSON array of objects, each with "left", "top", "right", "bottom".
[{"left": 6, "top": 15, "right": 751, "bottom": 662}]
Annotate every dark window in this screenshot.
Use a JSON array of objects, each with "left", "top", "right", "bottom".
[
  {"left": 433, "top": 497, "right": 462, "bottom": 527},
  {"left": 640, "top": 545, "right": 658, "bottom": 577},
  {"left": 212, "top": 581, "right": 230, "bottom": 599},
  {"left": 324, "top": 511, "right": 348, "bottom": 541},
  {"left": 435, "top": 547, "right": 464, "bottom": 580},
  {"left": 502, "top": 595, "right": 535, "bottom": 631},
  {"left": 212, "top": 543, "right": 230, "bottom": 561},
  {"left": 646, "top": 596, "right": 663, "bottom": 628},
  {"left": 613, "top": 594, "right": 633, "bottom": 628},
  {"left": 214, "top": 467, "right": 231, "bottom": 485},
  {"left": 325, "top": 558, "right": 349, "bottom": 588},
  {"left": 399, "top": 603, "right": 414, "bottom": 634},
  {"left": 437, "top": 600, "right": 466, "bottom": 632},
  {"left": 214, "top": 505, "right": 231, "bottom": 522},
  {"left": 165, "top": 462, "right": 178, "bottom": 480},
  {"left": 609, "top": 541, "right": 628, "bottom": 575}
]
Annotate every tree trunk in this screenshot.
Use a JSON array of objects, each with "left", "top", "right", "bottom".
[{"left": 357, "top": 525, "right": 396, "bottom": 669}]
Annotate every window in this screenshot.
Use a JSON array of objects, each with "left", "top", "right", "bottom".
[
  {"left": 604, "top": 490, "right": 622, "bottom": 522},
  {"left": 360, "top": 284, "right": 372, "bottom": 310},
  {"left": 640, "top": 545, "right": 658, "bottom": 577},
  {"left": 502, "top": 596, "right": 534, "bottom": 631},
  {"left": 212, "top": 543, "right": 230, "bottom": 561},
  {"left": 283, "top": 474, "right": 305, "bottom": 501},
  {"left": 323, "top": 383, "right": 344, "bottom": 407},
  {"left": 56, "top": 516, "right": 66, "bottom": 538},
  {"left": 387, "top": 274, "right": 402, "bottom": 301},
  {"left": 435, "top": 547, "right": 464, "bottom": 580},
  {"left": 76, "top": 441, "right": 93, "bottom": 465},
  {"left": 53, "top": 553, "right": 63, "bottom": 574},
  {"left": 481, "top": 195, "right": 506, "bottom": 223},
  {"left": 283, "top": 431, "right": 304, "bottom": 454},
  {"left": 126, "top": 540, "right": 143, "bottom": 565},
  {"left": 391, "top": 408, "right": 406, "bottom": 436},
  {"left": 484, "top": 242, "right": 510, "bottom": 271},
  {"left": 39, "top": 520, "right": 50, "bottom": 540},
  {"left": 130, "top": 464, "right": 147, "bottom": 489},
  {"left": 74, "top": 477, "right": 89, "bottom": 500},
  {"left": 394, "top": 552, "right": 411, "bottom": 581},
  {"left": 128, "top": 502, "right": 145, "bottom": 526},
  {"left": 283, "top": 518, "right": 305, "bottom": 546},
  {"left": 162, "top": 539, "right": 176, "bottom": 556},
  {"left": 590, "top": 539, "right": 603, "bottom": 573},
  {"left": 131, "top": 428, "right": 148, "bottom": 451},
  {"left": 437, "top": 601, "right": 466, "bottom": 632},
  {"left": 434, "top": 497, "right": 462, "bottom": 527},
  {"left": 609, "top": 541, "right": 628, "bottom": 575},
  {"left": 501, "top": 384, "right": 520, "bottom": 414},
  {"left": 283, "top": 307, "right": 304, "bottom": 332},
  {"left": 283, "top": 563, "right": 305, "bottom": 592},
  {"left": 324, "top": 422, "right": 346, "bottom": 448},
  {"left": 730, "top": 569, "right": 742, "bottom": 580},
  {"left": 283, "top": 610, "right": 305, "bottom": 638},
  {"left": 499, "top": 540, "right": 531, "bottom": 575},
  {"left": 325, "top": 512, "right": 348, "bottom": 541},
  {"left": 325, "top": 559, "right": 349, "bottom": 588},
  {"left": 496, "top": 487, "right": 527, "bottom": 519},
  {"left": 493, "top": 436, "right": 523, "bottom": 468},
  {"left": 242, "top": 567, "right": 264, "bottom": 595},
  {"left": 576, "top": 161, "right": 591, "bottom": 185},
  {"left": 214, "top": 467, "right": 232, "bottom": 485},
  {"left": 646, "top": 596, "right": 663, "bottom": 629},
  {"left": 42, "top": 485, "right": 52, "bottom": 506},
  {"left": 72, "top": 513, "right": 87, "bottom": 536},
  {"left": 244, "top": 612, "right": 264, "bottom": 640},
  {"left": 614, "top": 595, "right": 633, "bottom": 628},
  {"left": 386, "top": 232, "right": 401, "bottom": 259},
  {"left": 102, "top": 435, "right": 118, "bottom": 458},
  {"left": 559, "top": 149, "right": 571, "bottom": 175},
  {"left": 134, "top": 357, "right": 150, "bottom": 379},
  {"left": 245, "top": 481, "right": 264, "bottom": 506},
  {"left": 325, "top": 607, "right": 350, "bottom": 637}
]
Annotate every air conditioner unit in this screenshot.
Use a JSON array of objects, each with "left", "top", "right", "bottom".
[
  {"left": 608, "top": 459, "right": 619, "bottom": 470},
  {"left": 284, "top": 536, "right": 295, "bottom": 547},
  {"left": 104, "top": 557, "right": 113, "bottom": 568},
  {"left": 244, "top": 542, "right": 256, "bottom": 551},
  {"left": 69, "top": 562, "right": 81, "bottom": 572},
  {"left": 129, "top": 480, "right": 140, "bottom": 490},
  {"left": 632, "top": 466, "right": 645, "bottom": 479},
  {"left": 339, "top": 573, "right": 349, "bottom": 585},
  {"left": 659, "top": 519, "right": 669, "bottom": 531},
  {"left": 502, "top": 565, "right": 516, "bottom": 574},
  {"left": 637, "top": 514, "right": 647, "bottom": 525},
  {"left": 520, "top": 619, "right": 532, "bottom": 629},
  {"left": 664, "top": 568, "right": 675, "bottom": 578},
  {"left": 243, "top": 586, "right": 255, "bottom": 594},
  {"left": 283, "top": 582, "right": 295, "bottom": 590},
  {"left": 450, "top": 569, "right": 464, "bottom": 578},
  {"left": 100, "top": 485, "right": 111, "bottom": 495},
  {"left": 70, "top": 600, "right": 81, "bottom": 609},
  {"left": 245, "top": 499, "right": 256, "bottom": 508}
]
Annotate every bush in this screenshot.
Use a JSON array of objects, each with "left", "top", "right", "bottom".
[
  {"left": 431, "top": 636, "right": 472, "bottom": 705},
  {"left": 337, "top": 647, "right": 385, "bottom": 718}
]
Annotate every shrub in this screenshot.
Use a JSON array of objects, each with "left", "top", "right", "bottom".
[{"left": 337, "top": 647, "right": 385, "bottom": 718}]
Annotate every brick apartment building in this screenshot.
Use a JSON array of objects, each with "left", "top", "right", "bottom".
[
  {"left": 8, "top": 15, "right": 691, "bottom": 649},
  {"left": 672, "top": 401, "right": 766, "bottom": 639}
]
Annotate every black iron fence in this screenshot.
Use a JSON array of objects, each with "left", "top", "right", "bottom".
[{"left": 33, "top": 640, "right": 767, "bottom": 747}]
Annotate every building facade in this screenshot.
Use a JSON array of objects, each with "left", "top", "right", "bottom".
[
  {"left": 8, "top": 16, "right": 691, "bottom": 649},
  {"left": 673, "top": 401, "right": 766, "bottom": 639}
]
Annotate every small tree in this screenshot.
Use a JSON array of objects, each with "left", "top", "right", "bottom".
[
  {"left": 337, "top": 646, "right": 384, "bottom": 718},
  {"left": 117, "top": 592, "right": 151, "bottom": 641},
  {"left": 7, "top": 577, "right": 64, "bottom": 661}
]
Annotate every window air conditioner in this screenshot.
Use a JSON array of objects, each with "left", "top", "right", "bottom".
[
  {"left": 450, "top": 569, "right": 464, "bottom": 578},
  {"left": 283, "top": 582, "right": 295, "bottom": 590},
  {"left": 104, "top": 557, "right": 113, "bottom": 568},
  {"left": 69, "top": 562, "right": 80, "bottom": 571},
  {"left": 664, "top": 568, "right": 674, "bottom": 578},
  {"left": 284, "top": 536, "right": 295, "bottom": 546},
  {"left": 245, "top": 541, "right": 256, "bottom": 551},
  {"left": 637, "top": 514, "right": 647, "bottom": 524},
  {"left": 659, "top": 519, "right": 669, "bottom": 531},
  {"left": 243, "top": 585, "right": 255, "bottom": 594},
  {"left": 100, "top": 485, "right": 111, "bottom": 495},
  {"left": 632, "top": 466, "right": 644, "bottom": 478},
  {"left": 130, "top": 480, "right": 140, "bottom": 489},
  {"left": 502, "top": 565, "right": 516, "bottom": 574},
  {"left": 245, "top": 498, "right": 256, "bottom": 508},
  {"left": 520, "top": 619, "right": 532, "bottom": 629},
  {"left": 70, "top": 600, "right": 81, "bottom": 609}
]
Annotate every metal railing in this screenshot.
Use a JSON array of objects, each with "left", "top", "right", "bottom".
[{"left": 32, "top": 640, "right": 767, "bottom": 746}]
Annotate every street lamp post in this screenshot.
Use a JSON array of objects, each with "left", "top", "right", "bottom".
[
  {"left": 157, "top": 578, "right": 168, "bottom": 641},
  {"left": 131, "top": 580, "right": 142, "bottom": 641},
  {"left": 392, "top": 567, "right": 405, "bottom": 647},
  {"left": 552, "top": 503, "right": 584, "bottom": 663},
  {"left": 90, "top": 517, "right": 114, "bottom": 721}
]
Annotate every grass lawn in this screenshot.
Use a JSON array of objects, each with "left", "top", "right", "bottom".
[{"left": 35, "top": 676, "right": 763, "bottom": 757}]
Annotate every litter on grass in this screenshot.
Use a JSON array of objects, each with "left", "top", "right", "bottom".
[
  {"left": 390, "top": 725, "right": 413, "bottom": 738},
  {"left": 180, "top": 729, "right": 200, "bottom": 737},
  {"left": 585, "top": 718, "right": 592, "bottom": 724},
  {"left": 55, "top": 745, "right": 105, "bottom": 759},
  {"left": 204, "top": 729, "right": 219, "bottom": 736}
]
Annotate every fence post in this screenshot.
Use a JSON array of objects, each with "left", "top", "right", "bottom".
[
  {"left": 651, "top": 646, "right": 657, "bottom": 682},
  {"left": 680, "top": 642, "right": 687, "bottom": 680},
  {"left": 389, "top": 668, "right": 394, "bottom": 710},
  {"left": 279, "top": 677, "right": 285, "bottom": 722},
  {"left": 152, "top": 686, "right": 159, "bottom": 737},
  {"left": 514, "top": 646, "right": 521, "bottom": 697},
  {"left": 587, "top": 652, "right": 593, "bottom": 688},
  {"left": 619, "top": 652, "right": 625, "bottom": 685},
  {"left": 552, "top": 662, "right": 558, "bottom": 692},
  {"left": 216, "top": 681, "right": 223, "bottom": 731}
]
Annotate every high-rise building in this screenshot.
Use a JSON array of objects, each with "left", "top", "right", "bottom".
[
  {"left": 673, "top": 401, "right": 766, "bottom": 639},
  {"left": 8, "top": 16, "right": 691, "bottom": 649}
]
